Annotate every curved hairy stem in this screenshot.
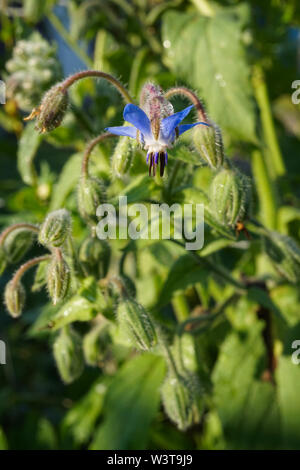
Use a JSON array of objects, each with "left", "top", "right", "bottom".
[
  {"left": 11, "top": 255, "right": 51, "bottom": 288},
  {"left": 81, "top": 132, "right": 116, "bottom": 179},
  {"left": 0, "top": 223, "right": 39, "bottom": 246},
  {"left": 61, "top": 70, "right": 134, "bottom": 104}
]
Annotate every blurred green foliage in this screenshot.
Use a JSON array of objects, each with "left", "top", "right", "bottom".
[{"left": 0, "top": 0, "right": 300, "bottom": 450}]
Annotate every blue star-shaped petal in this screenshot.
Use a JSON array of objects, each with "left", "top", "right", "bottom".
[{"left": 106, "top": 103, "right": 209, "bottom": 176}]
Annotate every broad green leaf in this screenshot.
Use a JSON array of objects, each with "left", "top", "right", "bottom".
[
  {"left": 51, "top": 278, "right": 106, "bottom": 330},
  {"left": 158, "top": 254, "right": 208, "bottom": 306},
  {"left": 17, "top": 121, "right": 43, "bottom": 185},
  {"left": 212, "top": 322, "right": 264, "bottom": 434},
  {"left": 169, "top": 143, "right": 200, "bottom": 165},
  {"left": 212, "top": 322, "right": 282, "bottom": 448},
  {"left": 50, "top": 152, "right": 82, "bottom": 210},
  {"left": 277, "top": 351, "right": 300, "bottom": 449},
  {"left": 162, "top": 6, "right": 256, "bottom": 142},
  {"left": 113, "top": 174, "right": 157, "bottom": 205},
  {"left": 90, "top": 354, "right": 166, "bottom": 450}
]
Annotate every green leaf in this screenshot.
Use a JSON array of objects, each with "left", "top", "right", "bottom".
[
  {"left": 162, "top": 6, "right": 257, "bottom": 142},
  {"left": 170, "top": 143, "right": 200, "bottom": 165},
  {"left": 113, "top": 174, "right": 156, "bottom": 205},
  {"left": 277, "top": 352, "right": 300, "bottom": 449},
  {"left": 158, "top": 254, "right": 208, "bottom": 306},
  {"left": 0, "top": 427, "right": 8, "bottom": 450},
  {"left": 90, "top": 354, "right": 166, "bottom": 450},
  {"left": 17, "top": 121, "right": 43, "bottom": 185},
  {"left": 247, "top": 287, "right": 286, "bottom": 323},
  {"left": 50, "top": 152, "right": 82, "bottom": 210}
]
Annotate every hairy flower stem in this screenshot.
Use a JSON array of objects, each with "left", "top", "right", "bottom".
[
  {"left": 164, "top": 87, "right": 207, "bottom": 122},
  {"left": 10, "top": 255, "right": 51, "bottom": 289},
  {"left": 61, "top": 71, "right": 134, "bottom": 104},
  {"left": 81, "top": 132, "right": 115, "bottom": 179},
  {"left": 0, "top": 223, "right": 39, "bottom": 245}
]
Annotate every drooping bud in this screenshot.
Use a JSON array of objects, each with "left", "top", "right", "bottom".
[
  {"left": 53, "top": 326, "right": 84, "bottom": 384},
  {"left": 83, "top": 322, "right": 111, "bottom": 367},
  {"left": 79, "top": 237, "right": 111, "bottom": 279},
  {"left": 3, "top": 228, "right": 34, "bottom": 264},
  {"left": 111, "top": 135, "right": 134, "bottom": 178},
  {"left": 39, "top": 209, "right": 71, "bottom": 248},
  {"left": 193, "top": 120, "right": 224, "bottom": 169},
  {"left": 27, "top": 83, "right": 69, "bottom": 134},
  {"left": 210, "top": 168, "right": 250, "bottom": 227},
  {"left": 4, "top": 280, "right": 26, "bottom": 318},
  {"left": 77, "top": 176, "right": 104, "bottom": 224},
  {"left": 263, "top": 231, "right": 300, "bottom": 284},
  {"left": 117, "top": 299, "right": 157, "bottom": 351},
  {"left": 47, "top": 252, "right": 70, "bottom": 305},
  {"left": 161, "top": 373, "right": 193, "bottom": 431}
]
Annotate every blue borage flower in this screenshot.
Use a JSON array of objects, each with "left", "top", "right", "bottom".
[{"left": 105, "top": 103, "right": 209, "bottom": 176}]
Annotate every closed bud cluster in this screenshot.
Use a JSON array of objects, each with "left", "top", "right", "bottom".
[
  {"left": 4, "top": 280, "right": 26, "bottom": 318},
  {"left": 47, "top": 253, "right": 70, "bottom": 305},
  {"left": 263, "top": 231, "right": 300, "bottom": 284},
  {"left": 39, "top": 209, "right": 71, "bottom": 248},
  {"left": 193, "top": 120, "right": 224, "bottom": 169},
  {"left": 3, "top": 228, "right": 34, "bottom": 264},
  {"left": 210, "top": 168, "right": 250, "bottom": 227},
  {"left": 53, "top": 326, "right": 84, "bottom": 384},
  {"left": 32, "top": 83, "right": 69, "bottom": 133},
  {"left": 83, "top": 323, "right": 111, "bottom": 367},
  {"left": 77, "top": 176, "right": 104, "bottom": 224},
  {"left": 111, "top": 135, "right": 134, "bottom": 178},
  {"left": 79, "top": 237, "right": 111, "bottom": 279},
  {"left": 161, "top": 373, "right": 193, "bottom": 431},
  {"left": 117, "top": 298, "right": 157, "bottom": 351},
  {"left": 5, "top": 32, "right": 61, "bottom": 111}
]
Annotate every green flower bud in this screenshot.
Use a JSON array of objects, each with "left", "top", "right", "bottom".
[
  {"left": 161, "top": 373, "right": 193, "bottom": 431},
  {"left": 263, "top": 231, "right": 300, "bottom": 284},
  {"left": 4, "top": 280, "right": 26, "bottom": 318},
  {"left": 83, "top": 322, "right": 111, "bottom": 367},
  {"left": 47, "top": 253, "right": 70, "bottom": 305},
  {"left": 193, "top": 120, "right": 224, "bottom": 169},
  {"left": 33, "top": 83, "right": 69, "bottom": 133},
  {"left": 53, "top": 326, "right": 84, "bottom": 384},
  {"left": 117, "top": 299, "right": 157, "bottom": 351},
  {"left": 111, "top": 136, "right": 134, "bottom": 178},
  {"left": 79, "top": 237, "right": 111, "bottom": 278},
  {"left": 39, "top": 209, "right": 71, "bottom": 248},
  {"left": 210, "top": 168, "right": 250, "bottom": 227},
  {"left": 5, "top": 32, "right": 61, "bottom": 111},
  {"left": 77, "top": 176, "right": 104, "bottom": 224},
  {"left": 3, "top": 228, "right": 34, "bottom": 264}
]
